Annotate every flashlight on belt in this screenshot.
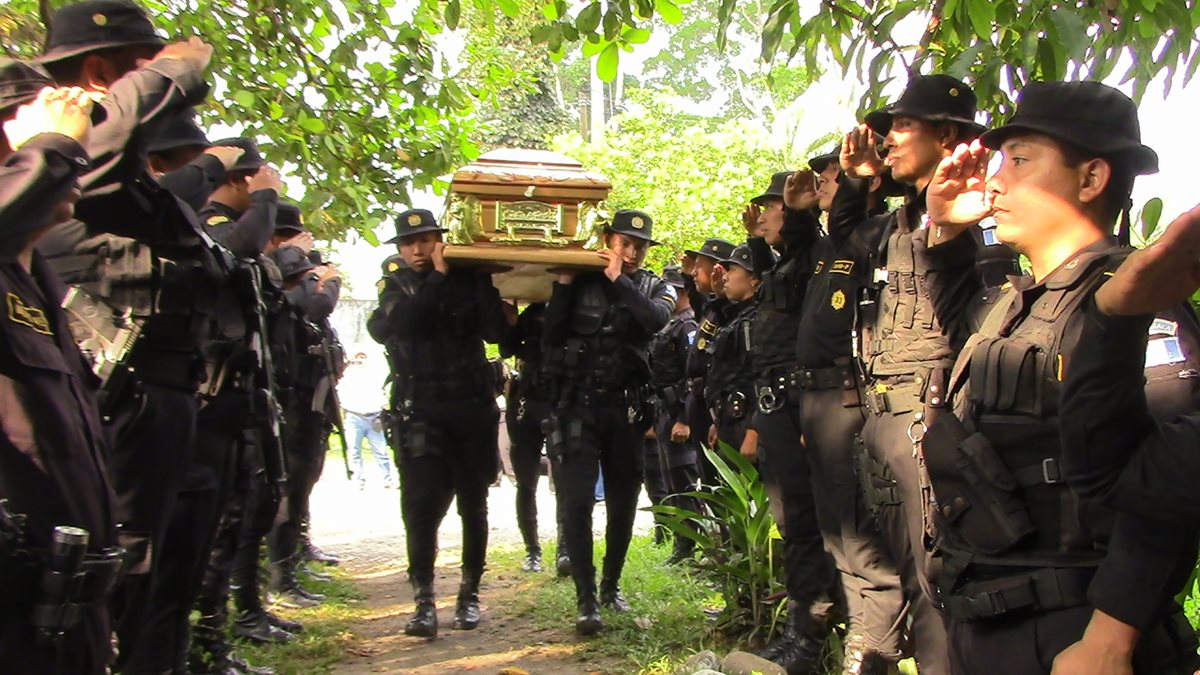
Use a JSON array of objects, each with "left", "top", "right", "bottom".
[{"left": 32, "top": 525, "right": 89, "bottom": 647}]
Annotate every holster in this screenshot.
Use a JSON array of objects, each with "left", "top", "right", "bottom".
[
  {"left": 922, "top": 413, "right": 1035, "bottom": 555},
  {"left": 398, "top": 419, "right": 442, "bottom": 460}
]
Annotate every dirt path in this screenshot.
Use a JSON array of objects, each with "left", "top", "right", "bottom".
[{"left": 308, "top": 465, "right": 652, "bottom": 674}]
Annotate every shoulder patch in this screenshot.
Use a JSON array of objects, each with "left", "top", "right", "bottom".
[
  {"left": 7, "top": 293, "right": 52, "bottom": 335},
  {"left": 206, "top": 214, "right": 232, "bottom": 227},
  {"left": 661, "top": 285, "right": 678, "bottom": 302},
  {"left": 687, "top": 329, "right": 697, "bottom": 346},
  {"left": 1150, "top": 318, "right": 1178, "bottom": 337},
  {"left": 376, "top": 279, "right": 387, "bottom": 293},
  {"left": 1146, "top": 336, "right": 1186, "bottom": 369}
]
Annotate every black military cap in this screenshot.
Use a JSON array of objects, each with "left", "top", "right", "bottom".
[
  {"left": 726, "top": 244, "right": 755, "bottom": 273},
  {"left": 384, "top": 208, "right": 445, "bottom": 244},
  {"left": 661, "top": 264, "right": 686, "bottom": 288},
  {"left": 381, "top": 253, "right": 406, "bottom": 274},
  {"left": 750, "top": 171, "right": 792, "bottom": 206},
  {"left": 274, "top": 245, "right": 315, "bottom": 280},
  {"left": 981, "top": 81, "right": 1158, "bottom": 176},
  {"left": 213, "top": 137, "right": 265, "bottom": 173},
  {"left": 0, "top": 59, "right": 52, "bottom": 113},
  {"left": 39, "top": 0, "right": 164, "bottom": 65},
  {"left": 147, "top": 108, "right": 209, "bottom": 153},
  {"left": 684, "top": 237, "right": 735, "bottom": 263},
  {"left": 808, "top": 143, "right": 842, "bottom": 174},
  {"left": 865, "top": 74, "right": 986, "bottom": 138},
  {"left": 605, "top": 209, "right": 659, "bottom": 245},
  {"left": 306, "top": 250, "right": 324, "bottom": 265},
  {"left": 275, "top": 202, "right": 304, "bottom": 234}
]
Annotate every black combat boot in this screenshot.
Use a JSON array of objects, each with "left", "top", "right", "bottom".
[
  {"left": 267, "top": 556, "right": 321, "bottom": 608},
  {"left": 232, "top": 578, "right": 294, "bottom": 644},
  {"left": 576, "top": 587, "right": 603, "bottom": 636},
  {"left": 452, "top": 573, "right": 482, "bottom": 630},
  {"left": 265, "top": 610, "right": 304, "bottom": 634},
  {"left": 404, "top": 580, "right": 438, "bottom": 639},
  {"left": 228, "top": 653, "right": 275, "bottom": 675},
  {"left": 771, "top": 608, "right": 825, "bottom": 675},
  {"left": 301, "top": 561, "right": 334, "bottom": 581},
  {"left": 756, "top": 601, "right": 801, "bottom": 662},
  {"left": 598, "top": 578, "right": 631, "bottom": 613},
  {"left": 300, "top": 516, "right": 342, "bottom": 565},
  {"left": 664, "top": 533, "right": 695, "bottom": 565},
  {"left": 555, "top": 554, "right": 572, "bottom": 577}
]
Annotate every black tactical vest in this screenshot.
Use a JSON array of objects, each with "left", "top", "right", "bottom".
[
  {"left": 862, "top": 210, "right": 956, "bottom": 378},
  {"left": 649, "top": 315, "right": 689, "bottom": 388},
  {"left": 936, "top": 245, "right": 1128, "bottom": 564},
  {"left": 552, "top": 271, "right": 659, "bottom": 390},
  {"left": 706, "top": 300, "right": 757, "bottom": 407},
  {"left": 751, "top": 250, "right": 807, "bottom": 375}
]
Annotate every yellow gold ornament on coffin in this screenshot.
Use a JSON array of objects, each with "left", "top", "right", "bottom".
[{"left": 831, "top": 289, "right": 847, "bottom": 311}]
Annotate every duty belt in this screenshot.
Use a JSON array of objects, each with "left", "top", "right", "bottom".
[
  {"left": 755, "top": 365, "right": 802, "bottom": 414},
  {"left": 943, "top": 567, "right": 1094, "bottom": 621},
  {"left": 711, "top": 390, "right": 749, "bottom": 421},
  {"left": 565, "top": 386, "right": 645, "bottom": 408},
  {"left": 797, "top": 365, "right": 856, "bottom": 391}
]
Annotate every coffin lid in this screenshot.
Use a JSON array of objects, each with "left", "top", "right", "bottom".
[{"left": 451, "top": 148, "right": 612, "bottom": 191}]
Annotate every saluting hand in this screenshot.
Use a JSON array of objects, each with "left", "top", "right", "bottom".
[
  {"left": 154, "top": 37, "right": 214, "bottom": 72},
  {"left": 926, "top": 139, "right": 992, "bottom": 241},
  {"left": 204, "top": 145, "right": 245, "bottom": 171},
  {"left": 680, "top": 252, "right": 696, "bottom": 277},
  {"left": 784, "top": 168, "right": 818, "bottom": 211},
  {"left": 3, "top": 87, "right": 95, "bottom": 151},
  {"left": 841, "top": 124, "right": 885, "bottom": 179},
  {"left": 431, "top": 241, "right": 450, "bottom": 274},
  {"left": 247, "top": 165, "right": 282, "bottom": 195},
  {"left": 741, "top": 203, "right": 762, "bottom": 236},
  {"left": 288, "top": 231, "right": 315, "bottom": 254},
  {"left": 1095, "top": 202, "right": 1200, "bottom": 316},
  {"left": 712, "top": 263, "right": 727, "bottom": 294}
]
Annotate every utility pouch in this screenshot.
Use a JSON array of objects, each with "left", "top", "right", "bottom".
[
  {"left": 542, "top": 414, "right": 566, "bottom": 462},
  {"left": 401, "top": 419, "right": 441, "bottom": 460},
  {"left": 922, "top": 413, "right": 1035, "bottom": 555}
]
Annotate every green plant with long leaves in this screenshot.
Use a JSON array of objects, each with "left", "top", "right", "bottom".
[{"left": 651, "top": 441, "right": 786, "bottom": 645}]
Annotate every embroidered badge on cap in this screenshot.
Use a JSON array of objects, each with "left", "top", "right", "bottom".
[
  {"left": 830, "top": 289, "right": 846, "bottom": 311},
  {"left": 7, "top": 293, "right": 51, "bottom": 335},
  {"left": 949, "top": 87, "right": 959, "bottom": 97},
  {"left": 93, "top": 13, "right": 108, "bottom": 25},
  {"left": 407, "top": 214, "right": 422, "bottom": 226},
  {"left": 632, "top": 216, "right": 645, "bottom": 229}
]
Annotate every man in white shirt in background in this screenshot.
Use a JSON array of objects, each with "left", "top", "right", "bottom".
[{"left": 339, "top": 351, "right": 396, "bottom": 489}]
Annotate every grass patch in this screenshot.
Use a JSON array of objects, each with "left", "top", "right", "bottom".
[
  {"left": 234, "top": 565, "right": 369, "bottom": 674},
  {"left": 489, "top": 535, "right": 733, "bottom": 674}
]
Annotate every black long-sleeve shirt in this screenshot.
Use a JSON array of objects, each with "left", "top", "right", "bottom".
[
  {"left": 158, "top": 153, "right": 225, "bottom": 212},
  {"left": 199, "top": 195, "right": 278, "bottom": 259}
]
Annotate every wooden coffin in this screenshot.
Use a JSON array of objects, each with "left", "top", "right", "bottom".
[{"left": 440, "top": 148, "right": 613, "bottom": 301}]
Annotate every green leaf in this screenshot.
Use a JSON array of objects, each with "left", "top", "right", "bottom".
[
  {"left": 1141, "top": 197, "right": 1164, "bottom": 240},
  {"left": 299, "top": 117, "right": 326, "bottom": 133},
  {"left": 496, "top": 0, "right": 520, "bottom": 18},
  {"left": 530, "top": 23, "right": 556, "bottom": 43},
  {"left": 540, "top": 2, "right": 559, "bottom": 20},
  {"left": 624, "top": 27, "right": 651, "bottom": 44},
  {"left": 967, "top": 1, "right": 995, "bottom": 40},
  {"left": 577, "top": 2, "right": 602, "bottom": 33},
  {"left": 603, "top": 8, "right": 621, "bottom": 40},
  {"left": 596, "top": 41, "right": 620, "bottom": 81},
  {"left": 233, "top": 90, "right": 256, "bottom": 107},
  {"left": 581, "top": 37, "right": 608, "bottom": 57},
  {"left": 656, "top": 0, "right": 684, "bottom": 24},
  {"left": 1048, "top": 10, "right": 1086, "bottom": 61}
]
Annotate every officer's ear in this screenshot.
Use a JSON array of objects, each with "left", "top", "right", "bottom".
[
  {"left": 1077, "top": 157, "right": 1112, "bottom": 208},
  {"left": 936, "top": 122, "right": 963, "bottom": 150}
]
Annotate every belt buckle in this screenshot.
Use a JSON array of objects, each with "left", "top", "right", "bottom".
[{"left": 1042, "top": 458, "right": 1062, "bottom": 484}]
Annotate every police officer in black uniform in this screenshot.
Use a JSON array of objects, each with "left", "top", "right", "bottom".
[
  {"left": 368, "top": 208, "right": 508, "bottom": 640},
  {"left": 922, "top": 81, "right": 1200, "bottom": 675},
  {"left": 740, "top": 170, "right": 839, "bottom": 672},
  {"left": 542, "top": 209, "right": 674, "bottom": 635},
  {"left": 793, "top": 141, "right": 907, "bottom": 673},
  {"left": 703, "top": 244, "right": 759, "bottom": 453},
  {"left": 185, "top": 137, "right": 284, "bottom": 674},
  {"left": 35, "top": 4, "right": 224, "bottom": 670},
  {"left": 0, "top": 64, "right": 125, "bottom": 675},
  {"left": 499, "top": 301, "right": 570, "bottom": 574},
  {"left": 147, "top": 109, "right": 245, "bottom": 212},
  {"left": 268, "top": 241, "right": 342, "bottom": 609},
  {"left": 649, "top": 265, "right": 703, "bottom": 564},
  {"left": 682, "top": 238, "right": 736, "bottom": 485},
  {"left": 838, "top": 74, "right": 995, "bottom": 675}
]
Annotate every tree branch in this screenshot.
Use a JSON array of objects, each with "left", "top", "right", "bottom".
[{"left": 822, "top": 0, "right": 913, "bottom": 76}]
